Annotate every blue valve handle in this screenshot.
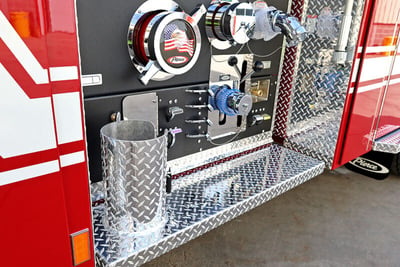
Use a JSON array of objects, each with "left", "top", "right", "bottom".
[{"left": 210, "top": 85, "right": 241, "bottom": 116}]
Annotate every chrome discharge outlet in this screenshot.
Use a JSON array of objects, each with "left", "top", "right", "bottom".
[
  {"left": 206, "top": 0, "right": 255, "bottom": 49},
  {"left": 252, "top": 1, "right": 307, "bottom": 47},
  {"left": 128, "top": 0, "right": 206, "bottom": 85}
]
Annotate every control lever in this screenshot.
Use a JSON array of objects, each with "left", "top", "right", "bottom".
[
  {"left": 185, "top": 89, "right": 215, "bottom": 96},
  {"left": 228, "top": 57, "right": 264, "bottom": 84},
  {"left": 185, "top": 104, "right": 214, "bottom": 111},
  {"left": 139, "top": 61, "right": 162, "bottom": 85},
  {"left": 228, "top": 56, "right": 242, "bottom": 78},
  {"left": 185, "top": 119, "right": 213, "bottom": 126},
  {"left": 240, "top": 61, "right": 264, "bottom": 83},
  {"left": 167, "top": 106, "right": 184, "bottom": 121}
]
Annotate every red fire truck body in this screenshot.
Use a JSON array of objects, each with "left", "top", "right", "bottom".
[
  {"left": 0, "top": 0, "right": 399, "bottom": 266},
  {"left": 0, "top": 1, "right": 93, "bottom": 265}
]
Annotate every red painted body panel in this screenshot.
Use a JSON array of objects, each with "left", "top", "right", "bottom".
[
  {"left": 374, "top": 9, "right": 400, "bottom": 137},
  {"left": 333, "top": 0, "right": 400, "bottom": 168},
  {"left": 44, "top": 1, "right": 95, "bottom": 263},
  {"left": 0, "top": 0, "right": 94, "bottom": 266},
  {"left": 0, "top": 173, "right": 73, "bottom": 267},
  {"left": 378, "top": 65, "right": 400, "bottom": 134}
]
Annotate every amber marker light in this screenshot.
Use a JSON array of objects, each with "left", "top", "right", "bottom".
[
  {"left": 9, "top": 11, "right": 31, "bottom": 38},
  {"left": 70, "top": 229, "right": 91, "bottom": 266}
]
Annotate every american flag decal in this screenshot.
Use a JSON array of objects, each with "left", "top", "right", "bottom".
[{"left": 163, "top": 23, "right": 194, "bottom": 57}]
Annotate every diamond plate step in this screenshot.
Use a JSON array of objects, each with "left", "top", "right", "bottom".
[
  {"left": 373, "top": 128, "right": 400, "bottom": 154},
  {"left": 93, "top": 144, "right": 324, "bottom": 267}
]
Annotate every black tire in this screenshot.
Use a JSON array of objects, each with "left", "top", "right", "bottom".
[{"left": 391, "top": 153, "right": 400, "bottom": 176}]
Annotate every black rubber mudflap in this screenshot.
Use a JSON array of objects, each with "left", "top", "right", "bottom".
[{"left": 345, "top": 151, "right": 394, "bottom": 180}]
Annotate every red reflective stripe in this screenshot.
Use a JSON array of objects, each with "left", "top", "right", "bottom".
[
  {"left": 58, "top": 140, "right": 86, "bottom": 156},
  {"left": 0, "top": 149, "right": 59, "bottom": 172},
  {"left": 0, "top": 40, "right": 50, "bottom": 99}
]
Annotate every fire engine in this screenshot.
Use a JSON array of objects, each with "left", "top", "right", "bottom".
[{"left": 1, "top": 0, "right": 399, "bottom": 266}]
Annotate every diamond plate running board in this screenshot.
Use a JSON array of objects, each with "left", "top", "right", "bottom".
[
  {"left": 93, "top": 144, "right": 324, "bottom": 267},
  {"left": 373, "top": 129, "right": 400, "bottom": 154}
]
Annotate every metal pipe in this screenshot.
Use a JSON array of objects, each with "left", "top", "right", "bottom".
[{"left": 333, "top": 0, "right": 355, "bottom": 64}]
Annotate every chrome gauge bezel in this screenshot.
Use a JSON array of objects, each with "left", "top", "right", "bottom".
[{"left": 147, "top": 12, "right": 202, "bottom": 75}]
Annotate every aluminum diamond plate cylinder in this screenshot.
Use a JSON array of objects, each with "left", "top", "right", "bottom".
[{"left": 100, "top": 120, "right": 168, "bottom": 250}]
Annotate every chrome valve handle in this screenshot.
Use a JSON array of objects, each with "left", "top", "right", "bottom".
[{"left": 271, "top": 10, "right": 307, "bottom": 47}]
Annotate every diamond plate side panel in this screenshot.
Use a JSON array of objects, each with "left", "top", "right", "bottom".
[
  {"left": 273, "top": 0, "right": 306, "bottom": 142},
  {"left": 274, "top": 0, "right": 366, "bottom": 167},
  {"left": 375, "top": 125, "right": 400, "bottom": 139},
  {"left": 93, "top": 144, "right": 324, "bottom": 267},
  {"left": 373, "top": 129, "right": 400, "bottom": 154},
  {"left": 168, "top": 132, "right": 272, "bottom": 175}
]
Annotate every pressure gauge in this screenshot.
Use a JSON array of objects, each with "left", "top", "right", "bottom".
[
  {"left": 128, "top": 0, "right": 205, "bottom": 85},
  {"left": 206, "top": 0, "right": 255, "bottom": 49}
]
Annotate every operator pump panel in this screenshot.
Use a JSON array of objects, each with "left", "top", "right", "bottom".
[{"left": 77, "top": 0, "right": 304, "bottom": 182}]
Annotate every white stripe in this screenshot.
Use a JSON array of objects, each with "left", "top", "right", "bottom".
[
  {"left": 351, "top": 59, "right": 360, "bottom": 83},
  {"left": 0, "top": 11, "right": 49, "bottom": 84},
  {"left": 389, "top": 77, "right": 400, "bottom": 86},
  {"left": 60, "top": 151, "right": 85, "bottom": 167},
  {"left": 351, "top": 76, "right": 400, "bottom": 94},
  {"left": 49, "top": 66, "right": 79, "bottom": 81},
  {"left": 0, "top": 63, "right": 57, "bottom": 158},
  {"left": 365, "top": 46, "right": 396, "bottom": 54},
  {"left": 357, "top": 81, "right": 387, "bottom": 93},
  {"left": 53, "top": 92, "right": 84, "bottom": 144},
  {"left": 0, "top": 160, "right": 60, "bottom": 186},
  {"left": 359, "top": 56, "right": 399, "bottom": 82}
]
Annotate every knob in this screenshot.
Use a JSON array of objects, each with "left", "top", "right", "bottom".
[
  {"left": 253, "top": 61, "right": 264, "bottom": 72},
  {"left": 228, "top": 56, "right": 242, "bottom": 78},
  {"left": 228, "top": 93, "right": 253, "bottom": 116},
  {"left": 228, "top": 56, "right": 238, "bottom": 66}
]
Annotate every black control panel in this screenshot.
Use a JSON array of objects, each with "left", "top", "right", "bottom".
[{"left": 77, "top": 0, "right": 289, "bottom": 182}]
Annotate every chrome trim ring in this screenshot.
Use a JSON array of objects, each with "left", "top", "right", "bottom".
[{"left": 150, "top": 12, "right": 202, "bottom": 75}]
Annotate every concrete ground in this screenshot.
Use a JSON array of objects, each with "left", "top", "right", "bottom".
[{"left": 143, "top": 168, "right": 400, "bottom": 267}]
